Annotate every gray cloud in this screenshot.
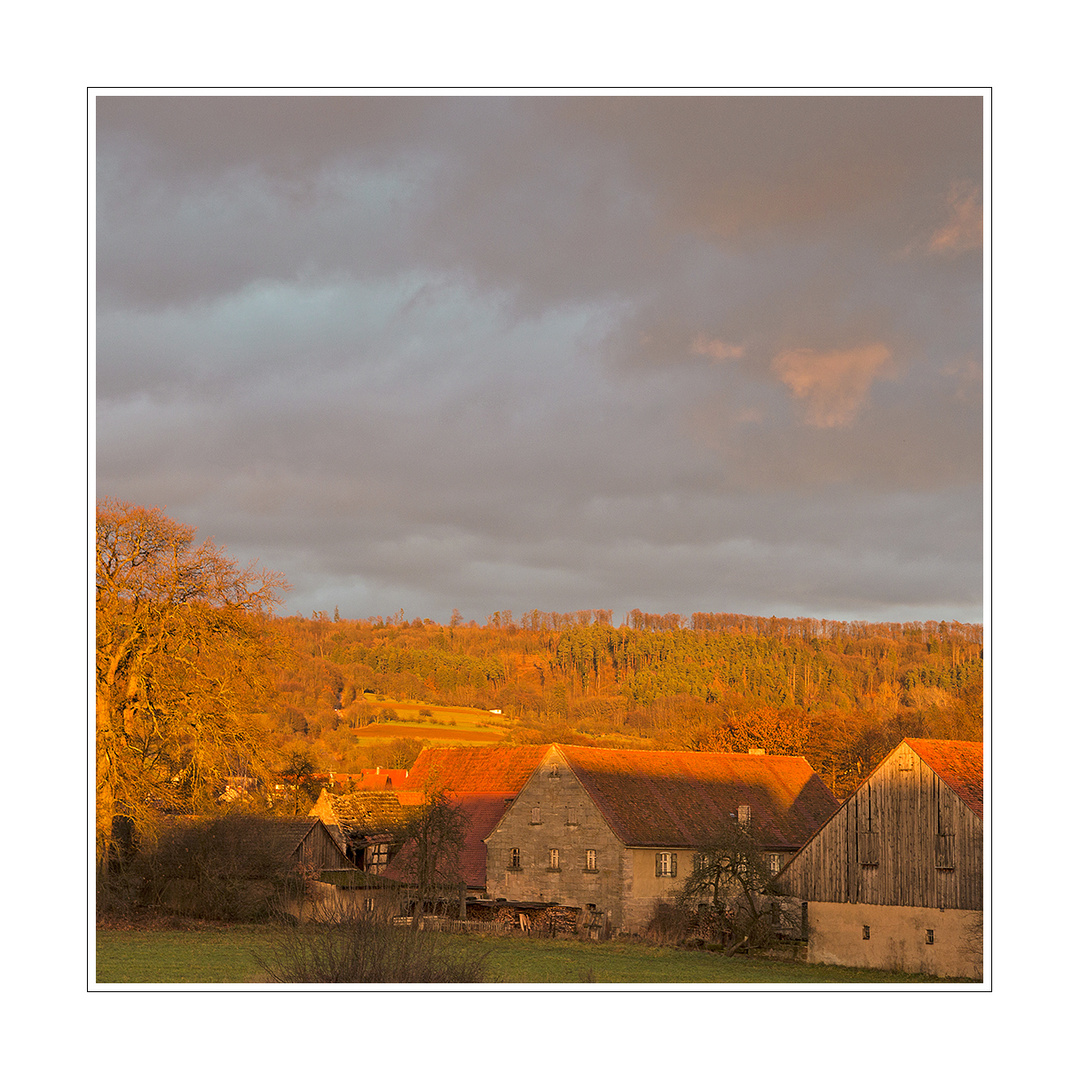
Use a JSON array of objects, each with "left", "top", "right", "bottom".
[{"left": 96, "top": 94, "right": 983, "bottom": 625}]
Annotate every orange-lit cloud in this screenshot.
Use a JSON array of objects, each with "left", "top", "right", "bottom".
[
  {"left": 691, "top": 334, "right": 744, "bottom": 362},
  {"left": 929, "top": 181, "right": 982, "bottom": 254},
  {"left": 771, "top": 343, "right": 894, "bottom": 428}
]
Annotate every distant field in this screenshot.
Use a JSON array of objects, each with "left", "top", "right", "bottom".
[
  {"left": 356, "top": 723, "right": 506, "bottom": 743},
  {"left": 356, "top": 700, "right": 510, "bottom": 743},
  {"left": 95, "top": 925, "right": 967, "bottom": 985}
]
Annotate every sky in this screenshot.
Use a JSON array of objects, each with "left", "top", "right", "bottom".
[{"left": 96, "top": 93, "right": 984, "bottom": 627}]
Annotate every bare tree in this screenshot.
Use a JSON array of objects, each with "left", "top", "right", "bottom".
[
  {"left": 96, "top": 499, "right": 288, "bottom": 871},
  {"left": 679, "top": 817, "right": 791, "bottom": 955},
  {"left": 396, "top": 785, "right": 468, "bottom": 922}
]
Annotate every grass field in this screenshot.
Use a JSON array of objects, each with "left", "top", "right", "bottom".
[
  {"left": 95, "top": 926, "right": 965, "bottom": 985},
  {"left": 356, "top": 699, "right": 511, "bottom": 744}
]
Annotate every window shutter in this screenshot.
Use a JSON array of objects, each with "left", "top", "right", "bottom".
[
  {"left": 935, "top": 832, "right": 955, "bottom": 869},
  {"left": 670, "top": 852, "right": 678, "bottom": 878},
  {"left": 655, "top": 852, "right": 663, "bottom": 877}
]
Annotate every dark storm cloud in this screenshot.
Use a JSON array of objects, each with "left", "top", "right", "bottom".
[{"left": 96, "top": 94, "right": 983, "bottom": 625}]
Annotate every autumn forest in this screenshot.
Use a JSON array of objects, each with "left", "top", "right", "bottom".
[{"left": 95, "top": 500, "right": 982, "bottom": 863}]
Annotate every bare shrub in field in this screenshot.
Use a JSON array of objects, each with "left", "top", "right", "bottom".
[
  {"left": 643, "top": 901, "right": 694, "bottom": 945},
  {"left": 253, "top": 907, "right": 489, "bottom": 983}
]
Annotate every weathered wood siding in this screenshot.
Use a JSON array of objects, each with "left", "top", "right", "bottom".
[
  {"left": 776, "top": 743, "right": 982, "bottom": 910},
  {"left": 297, "top": 821, "right": 356, "bottom": 871}
]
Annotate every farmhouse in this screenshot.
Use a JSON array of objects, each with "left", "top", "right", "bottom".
[
  {"left": 484, "top": 745, "right": 839, "bottom": 934},
  {"left": 773, "top": 738, "right": 983, "bottom": 979}
]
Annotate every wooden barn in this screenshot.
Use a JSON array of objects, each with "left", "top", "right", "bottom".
[
  {"left": 242, "top": 816, "right": 358, "bottom": 873},
  {"left": 773, "top": 738, "right": 983, "bottom": 979}
]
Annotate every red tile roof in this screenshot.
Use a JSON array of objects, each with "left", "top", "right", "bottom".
[
  {"left": 382, "top": 793, "right": 515, "bottom": 889},
  {"left": 557, "top": 746, "right": 840, "bottom": 850},
  {"left": 905, "top": 738, "right": 984, "bottom": 819},
  {"left": 399, "top": 745, "right": 550, "bottom": 794},
  {"left": 452, "top": 793, "right": 517, "bottom": 888}
]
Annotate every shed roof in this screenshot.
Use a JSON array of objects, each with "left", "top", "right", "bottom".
[
  {"left": 309, "top": 790, "right": 408, "bottom": 851},
  {"left": 554, "top": 745, "right": 840, "bottom": 850},
  {"left": 905, "top": 738, "right": 984, "bottom": 819},
  {"left": 231, "top": 817, "right": 324, "bottom": 864}
]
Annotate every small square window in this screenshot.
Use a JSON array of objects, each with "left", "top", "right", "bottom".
[
  {"left": 863, "top": 925, "right": 871, "bottom": 940},
  {"left": 926, "top": 928, "right": 935, "bottom": 945}
]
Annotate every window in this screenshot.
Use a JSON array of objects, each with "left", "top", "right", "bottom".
[
  {"left": 585, "top": 849, "right": 597, "bottom": 871},
  {"left": 738, "top": 804, "right": 751, "bottom": 826},
  {"left": 367, "top": 842, "right": 390, "bottom": 872},
  {"left": 550, "top": 764, "right": 560, "bottom": 778},
  {"left": 566, "top": 805, "right": 579, "bottom": 825},
  {"left": 898, "top": 748, "right": 914, "bottom": 771},
  {"left": 693, "top": 852, "right": 709, "bottom": 873},
  {"left": 363, "top": 897, "right": 375, "bottom": 913},
  {"left": 863, "top": 925, "right": 871, "bottom": 940},
  {"left": 549, "top": 848, "right": 560, "bottom": 871},
  {"left": 509, "top": 847, "right": 521, "bottom": 869},
  {"left": 655, "top": 851, "right": 678, "bottom": 877},
  {"left": 530, "top": 806, "right": 542, "bottom": 825},
  {"left": 765, "top": 852, "right": 782, "bottom": 875},
  {"left": 925, "top": 928, "right": 935, "bottom": 945}
]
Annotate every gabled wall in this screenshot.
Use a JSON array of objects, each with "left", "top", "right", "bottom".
[
  {"left": 485, "top": 747, "right": 628, "bottom": 930},
  {"left": 777, "top": 741, "right": 982, "bottom": 911}
]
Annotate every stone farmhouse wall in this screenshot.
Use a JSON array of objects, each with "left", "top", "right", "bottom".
[{"left": 485, "top": 753, "right": 628, "bottom": 930}]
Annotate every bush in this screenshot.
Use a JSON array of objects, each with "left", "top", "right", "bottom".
[
  {"left": 97, "top": 815, "right": 310, "bottom": 924},
  {"left": 253, "top": 909, "right": 490, "bottom": 983},
  {"left": 643, "top": 901, "right": 694, "bottom": 944}
]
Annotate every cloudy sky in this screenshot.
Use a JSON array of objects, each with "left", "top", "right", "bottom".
[{"left": 96, "top": 94, "right": 983, "bottom": 626}]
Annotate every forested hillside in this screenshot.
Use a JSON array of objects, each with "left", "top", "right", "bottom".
[
  {"left": 270, "top": 608, "right": 982, "bottom": 797},
  {"left": 96, "top": 499, "right": 982, "bottom": 869}
]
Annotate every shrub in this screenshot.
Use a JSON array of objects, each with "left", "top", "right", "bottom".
[
  {"left": 97, "top": 815, "right": 310, "bottom": 924},
  {"left": 643, "top": 901, "right": 694, "bottom": 945},
  {"left": 253, "top": 908, "right": 489, "bottom": 983}
]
